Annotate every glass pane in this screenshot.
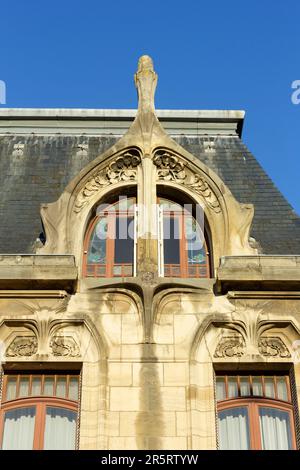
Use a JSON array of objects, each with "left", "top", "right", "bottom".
[
  {"left": 1, "top": 407, "right": 36, "bottom": 450},
  {"left": 228, "top": 377, "right": 238, "bottom": 398},
  {"left": 276, "top": 377, "right": 288, "bottom": 401},
  {"left": 44, "top": 407, "right": 77, "bottom": 450},
  {"left": 69, "top": 377, "right": 79, "bottom": 401},
  {"left": 31, "top": 377, "right": 41, "bottom": 396},
  {"left": 252, "top": 377, "right": 263, "bottom": 396},
  {"left": 240, "top": 377, "right": 250, "bottom": 397},
  {"left": 265, "top": 377, "right": 275, "bottom": 398},
  {"left": 216, "top": 377, "right": 226, "bottom": 401},
  {"left": 259, "top": 407, "right": 293, "bottom": 450},
  {"left": 44, "top": 377, "right": 55, "bottom": 396},
  {"left": 19, "top": 377, "right": 30, "bottom": 397},
  {"left": 114, "top": 217, "right": 134, "bottom": 264},
  {"left": 87, "top": 218, "right": 107, "bottom": 264},
  {"left": 218, "top": 407, "right": 250, "bottom": 450},
  {"left": 163, "top": 217, "right": 180, "bottom": 265},
  {"left": 56, "top": 377, "right": 67, "bottom": 398},
  {"left": 6, "top": 377, "right": 17, "bottom": 401},
  {"left": 185, "top": 217, "right": 206, "bottom": 265}
]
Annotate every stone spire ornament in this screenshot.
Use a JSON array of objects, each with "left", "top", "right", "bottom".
[
  {"left": 126, "top": 55, "right": 167, "bottom": 156},
  {"left": 134, "top": 55, "right": 157, "bottom": 114}
]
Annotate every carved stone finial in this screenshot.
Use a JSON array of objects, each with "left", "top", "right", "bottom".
[{"left": 134, "top": 55, "right": 157, "bottom": 113}]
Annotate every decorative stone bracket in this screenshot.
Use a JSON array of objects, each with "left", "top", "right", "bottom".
[
  {"left": 3, "top": 319, "right": 82, "bottom": 359},
  {"left": 213, "top": 319, "right": 292, "bottom": 359}
]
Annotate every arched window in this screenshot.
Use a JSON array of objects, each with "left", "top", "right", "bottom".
[
  {"left": 0, "top": 372, "right": 80, "bottom": 450},
  {"left": 83, "top": 197, "right": 137, "bottom": 278},
  {"left": 157, "top": 197, "right": 211, "bottom": 278},
  {"left": 216, "top": 373, "right": 297, "bottom": 450}
]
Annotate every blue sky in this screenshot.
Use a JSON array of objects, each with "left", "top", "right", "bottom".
[{"left": 1, "top": 0, "right": 299, "bottom": 215}]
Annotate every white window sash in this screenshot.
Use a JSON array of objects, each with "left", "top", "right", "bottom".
[{"left": 157, "top": 205, "right": 164, "bottom": 277}]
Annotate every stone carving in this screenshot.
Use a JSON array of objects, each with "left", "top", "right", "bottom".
[
  {"left": 186, "top": 174, "right": 221, "bottom": 213},
  {"left": 6, "top": 336, "right": 38, "bottom": 357},
  {"left": 50, "top": 336, "right": 80, "bottom": 357},
  {"left": 153, "top": 149, "right": 221, "bottom": 213},
  {"left": 214, "top": 336, "right": 245, "bottom": 358},
  {"left": 153, "top": 150, "right": 186, "bottom": 182},
  {"left": 74, "top": 148, "right": 141, "bottom": 212},
  {"left": 258, "top": 337, "right": 291, "bottom": 358}
]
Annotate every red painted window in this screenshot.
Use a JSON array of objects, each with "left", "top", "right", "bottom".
[
  {"left": 0, "top": 373, "right": 80, "bottom": 450},
  {"left": 158, "top": 198, "right": 210, "bottom": 278},
  {"left": 83, "top": 197, "right": 136, "bottom": 278},
  {"left": 216, "top": 374, "right": 297, "bottom": 450}
]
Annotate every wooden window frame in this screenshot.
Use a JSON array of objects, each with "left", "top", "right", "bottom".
[
  {"left": 0, "top": 396, "right": 78, "bottom": 450},
  {"left": 218, "top": 397, "right": 297, "bottom": 450},
  {"left": 0, "top": 373, "right": 80, "bottom": 450},
  {"left": 83, "top": 200, "right": 136, "bottom": 278},
  {"left": 158, "top": 198, "right": 210, "bottom": 279}
]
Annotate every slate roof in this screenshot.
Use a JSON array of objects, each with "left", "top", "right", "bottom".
[{"left": 0, "top": 117, "right": 299, "bottom": 255}]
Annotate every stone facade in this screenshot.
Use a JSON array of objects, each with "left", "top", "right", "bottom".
[{"left": 0, "top": 56, "right": 300, "bottom": 450}]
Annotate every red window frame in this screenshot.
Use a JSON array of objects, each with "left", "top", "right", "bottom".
[
  {"left": 83, "top": 199, "right": 136, "bottom": 278},
  {"left": 0, "top": 373, "right": 79, "bottom": 450},
  {"left": 218, "top": 398, "right": 297, "bottom": 450},
  {"left": 216, "top": 374, "right": 297, "bottom": 450},
  {"left": 159, "top": 198, "right": 210, "bottom": 278}
]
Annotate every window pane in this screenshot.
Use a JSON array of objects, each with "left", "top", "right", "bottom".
[
  {"left": 6, "top": 377, "right": 17, "bottom": 401},
  {"left": 69, "top": 377, "right": 79, "bottom": 401},
  {"left": 44, "top": 407, "right": 77, "bottom": 450},
  {"left": 163, "top": 217, "right": 180, "bottom": 265},
  {"left": 252, "top": 377, "right": 263, "bottom": 396},
  {"left": 276, "top": 377, "right": 288, "bottom": 401},
  {"left": 87, "top": 218, "right": 107, "bottom": 264},
  {"left": 1, "top": 407, "right": 35, "bottom": 450},
  {"left": 185, "top": 217, "right": 206, "bottom": 265},
  {"left": 218, "top": 407, "right": 250, "bottom": 450},
  {"left": 240, "top": 377, "right": 250, "bottom": 397},
  {"left": 31, "top": 377, "right": 41, "bottom": 396},
  {"left": 265, "top": 377, "right": 275, "bottom": 398},
  {"left": 216, "top": 377, "right": 226, "bottom": 401},
  {"left": 259, "top": 407, "right": 293, "bottom": 450},
  {"left": 19, "top": 377, "right": 30, "bottom": 397},
  {"left": 44, "top": 377, "right": 55, "bottom": 396},
  {"left": 114, "top": 217, "right": 134, "bottom": 264},
  {"left": 56, "top": 377, "right": 67, "bottom": 398},
  {"left": 228, "top": 377, "right": 238, "bottom": 398}
]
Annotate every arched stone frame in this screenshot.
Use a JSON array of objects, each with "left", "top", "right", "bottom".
[
  {"left": 0, "top": 315, "right": 110, "bottom": 450},
  {"left": 152, "top": 146, "right": 256, "bottom": 271},
  {"left": 38, "top": 147, "right": 256, "bottom": 278}
]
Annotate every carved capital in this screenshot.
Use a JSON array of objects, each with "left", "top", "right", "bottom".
[
  {"left": 6, "top": 336, "right": 38, "bottom": 357},
  {"left": 74, "top": 148, "right": 141, "bottom": 212},
  {"left": 50, "top": 336, "right": 80, "bottom": 357},
  {"left": 214, "top": 336, "right": 245, "bottom": 358},
  {"left": 258, "top": 337, "right": 291, "bottom": 358}
]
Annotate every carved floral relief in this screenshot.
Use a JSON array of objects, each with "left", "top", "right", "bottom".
[
  {"left": 153, "top": 149, "right": 221, "bottom": 213},
  {"left": 74, "top": 148, "right": 141, "bottom": 212}
]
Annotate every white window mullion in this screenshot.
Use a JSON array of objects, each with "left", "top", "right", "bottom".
[
  {"left": 157, "top": 205, "right": 164, "bottom": 277},
  {"left": 133, "top": 204, "right": 138, "bottom": 277}
]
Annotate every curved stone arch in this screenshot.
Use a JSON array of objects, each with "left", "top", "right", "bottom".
[
  {"left": 38, "top": 146, "right": 142, "bottom": 265},
  {"left": 153, "top": 146, "right": 256, "bottom": 268},
  {"left": 73, "top": 182, "right": 138, "bottom": 278}
]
